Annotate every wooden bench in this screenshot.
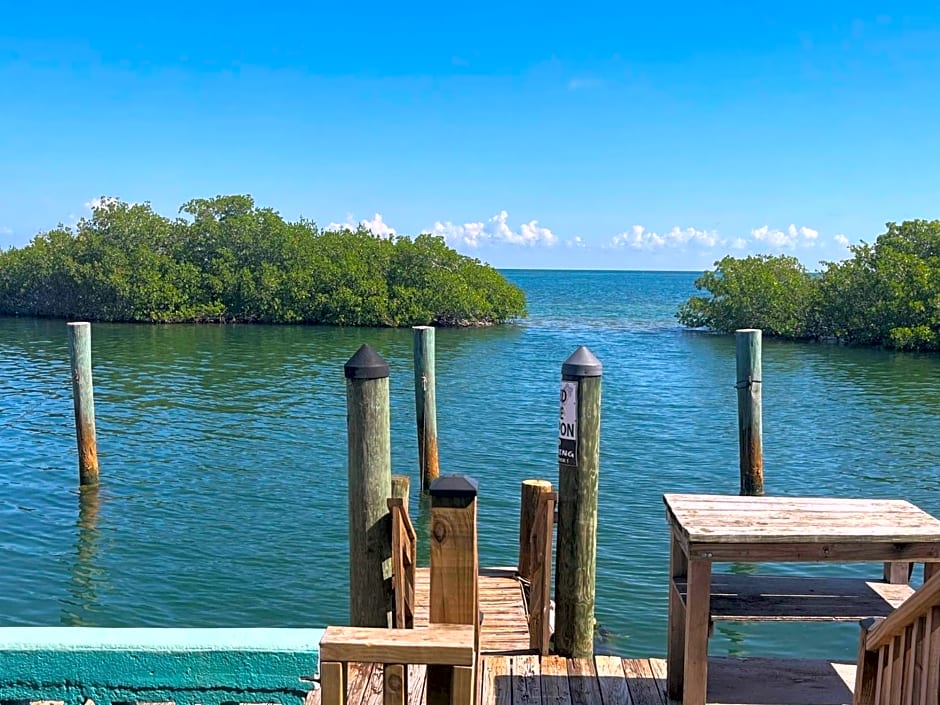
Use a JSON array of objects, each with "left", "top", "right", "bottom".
[
  {"left": 674, "top": 573, "right": 914, "bottom": 622},
  {"left": 318, "top": 624, "right": 475, "bottom": 705}
]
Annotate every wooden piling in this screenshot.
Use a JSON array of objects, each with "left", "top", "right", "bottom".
[
  {"left": 554, "top": 346, "right": 602, "bottom": 658},
  {"left": 735, "top": 329, "right": 764, "bottom": 496},
  {"left": 67, "top": 322, "right": 99, "bottom": 487},
  {"left": 413, "top": 326, "right": 440, "bottom": 493},
  {"left": 427, "top": 475, "right": 478, "bottom": 705},
  {"left": 518, "top": 479, "right": 553, "bottom": 583},
  {"left": 344, "top": 344, "right": 393, "bottom": 628}
]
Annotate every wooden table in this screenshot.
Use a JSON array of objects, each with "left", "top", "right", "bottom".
[{"left": 664, "top": 493, "right": 940, "bottom": 705}]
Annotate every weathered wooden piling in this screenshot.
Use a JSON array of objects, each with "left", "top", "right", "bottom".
[
  {"left": 554, "top": 346, "right": 602, "bottom": 659},
  {"left": 413, "top": 326, "right": 440, "bottom": 493},
  {"left": 67, "top": 322, "right": 99, "bottom": 487},
  {"left": 344, "top": 344, "right": 393, "bottom": 628},
  {"left": 427, "top": 475, "right": 478, "bottom": 705},
  {"left": 735, "top": 329, "right": 764, "bottom": 496},
  {"left": 518, "top": 479, "right": 553, "bottom": 583}
]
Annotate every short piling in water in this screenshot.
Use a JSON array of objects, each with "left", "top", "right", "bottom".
[
  {"left": 413, "top": 326, "right": 439, "bottom": 493},
  {"left": 554, "top": 346, "right": 602, "bottom": 659},
  {"left": 67, "top": 322, "right": 99, "bottom": 487},
  {"left": 344, "top": 344, "right": 393, "bottom": 628},
  {"left": 735, "top": 329, "right": 764, "bottom": 496}
]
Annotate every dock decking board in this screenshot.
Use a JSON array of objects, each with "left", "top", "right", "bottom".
[
  {"left": 313, "top": 656, "right": 858, "bottom": 705},
  {"left": 312, "top": 566, "right": 862, "bottom": 705}
]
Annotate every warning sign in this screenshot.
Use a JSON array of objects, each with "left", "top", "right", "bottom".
[{"left": 558, "top": 381, "right": 577, "bottom": 466}]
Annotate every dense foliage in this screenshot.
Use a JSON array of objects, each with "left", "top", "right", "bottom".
[
  {"left": 0, "top": 196, "right": 527, "bottom": 326},
  {"left": 677, "top": 220, "right": 940, "bottom": 351}
]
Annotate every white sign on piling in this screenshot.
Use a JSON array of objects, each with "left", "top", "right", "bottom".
[{"left": 558, "top": 380, "right": 578, "bottom": 466}]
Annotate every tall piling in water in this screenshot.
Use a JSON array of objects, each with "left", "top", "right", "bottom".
[
  {"left": 413, "top": 326, "right": 439, "bottom": 493},
  {"left": 344, "top": 344, "right": 393, "bottom": 627},
  {"left": 554, "top": 345, "right": 602, "bottom": 658},
  {"left": 735, "top": 329, "right": 764, "bottom": 496},
  {"left": 67, "top": 322, "right": 99, "bottom": 487}
]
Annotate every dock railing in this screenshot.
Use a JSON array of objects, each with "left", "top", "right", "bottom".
[
  {"left": 319, "top": 624, "right": 474, "bottom": 705},
  {"left": 388, "top": 496, "right": 417, "bottom": 629},
  {"left": 854, "top": 570, "right": 940, "bottom": 704}
]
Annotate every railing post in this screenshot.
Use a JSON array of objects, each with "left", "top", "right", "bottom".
[
  {"left": 344, "top": 344, "right": 393, "bottom": 628},
  {"left": 735, "top": 329, "right": 764, "bottom": 496},
  {"left": 554, "top": 346, "right": 602, "bottom": 658},
  {"left": 427, "top": 474, "right": 478, "bottom": 705},
  {"left": 67, "top": 322, "right": 99, "bottom": 487},
  {"left": 519, "top": 479, "right": 553, "bottom": 584},
  {"left": 413, "top": 326, "right": 440, "bottom": 493}
]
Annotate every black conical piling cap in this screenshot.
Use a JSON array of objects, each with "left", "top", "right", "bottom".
[
  {"left": 344, "top": 344, "right": 390, "bottom": 380},
  {"left": 429, "top": 474, "right": 478, "bottom": 499},
  {"left": 562, "top": 345, "right": 603, "bottom": 378}
]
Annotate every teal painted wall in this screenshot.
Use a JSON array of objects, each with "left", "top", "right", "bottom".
[{"left": 0, "top": 627, "right": 323, "bottom": 705}]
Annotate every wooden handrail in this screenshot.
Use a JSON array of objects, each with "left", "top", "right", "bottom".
[
  {"left": 388, "top": 497, "right": 417, "bottom": 629},
  {"left": 319, "top": 624, "right": 474, "bottom": 705},
  {"left": 528, "top": 490, "right": 556, "bottom": 654},
  {"left": 867, "top": 571, "right": 940, "bottom": 651},
  {"left": 853, "top": 571, "right": 940, "bottom": 705}
]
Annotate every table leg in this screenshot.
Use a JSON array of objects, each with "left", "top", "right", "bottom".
[
  {"left": 667, "top": 533, "right": 688, "bottom": 701},
  {"left": 683, "top": 558, "right": 712, "bottom": 705},
  {"left": 883, "top": 561, "right": 913, "bottom": 583}
]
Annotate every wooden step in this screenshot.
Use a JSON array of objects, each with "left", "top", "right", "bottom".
[{"left": 673, "top": 573, "right": 914, "bottom": 621}]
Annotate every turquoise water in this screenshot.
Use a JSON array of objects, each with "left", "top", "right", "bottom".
[{"left": 3, "top": 269, "right": 940, "bottom": 659}]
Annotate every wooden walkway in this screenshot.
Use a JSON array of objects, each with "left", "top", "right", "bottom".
[{"left": 311, "top": 566, "right": 862, "bottom": 705}]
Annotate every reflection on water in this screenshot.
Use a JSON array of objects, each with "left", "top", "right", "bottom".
[
  {"left": 63, "top": 487, "right": 102, "bottom": 626},
  {"left": 3, "top": 270, "right": 940, "bottom": 662}
]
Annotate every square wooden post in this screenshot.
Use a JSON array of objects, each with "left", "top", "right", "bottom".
[{"left": 427, "top": 475, "right": 478, "bottom": 705}]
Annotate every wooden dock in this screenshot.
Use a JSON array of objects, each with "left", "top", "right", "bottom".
[{"left": 312, "top": 566, "right": 862, "bottom": 705}]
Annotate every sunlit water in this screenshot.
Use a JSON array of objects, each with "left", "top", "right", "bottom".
[{"left": 3, "top": 269, "right": 940, "bottom": 660}]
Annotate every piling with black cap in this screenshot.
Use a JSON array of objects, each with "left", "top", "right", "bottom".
[
  {"left": 427, "top": 474, "right": 479, "bottom": 705},
  {"left": 554, "top": 345, "right": 602, "bottom": 658},
  {"left": 344, "top": 344, "right": 393, "bottom": 627},
  {"left": 735, "top": 329, "right": 763, "bottom": 496}
]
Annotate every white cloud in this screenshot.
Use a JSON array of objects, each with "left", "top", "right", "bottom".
[
  {"left": 328, "top": 213, "right": 397, "bottom": 238},
  {"left": 431, "top": 211, "right": 558, "bottom": 248},
  {"left": 609, "top": 225, "right": 721, "bottom": 250},
  {"left": 751, "top": 223, "right": 819, "bottom": 248},
  {"left": 730, "top": 237, "right": 748, "bottom": 250},
  {"left": 834, "top": 233, "right": 850, "bottom": 247},
  {"left": 567, "top": 235, "right": 586, "bottom": 248}
]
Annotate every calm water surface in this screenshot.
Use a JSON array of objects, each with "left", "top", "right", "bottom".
[{"left": 3, "top": 269, "right": 940, "bottom": 660}]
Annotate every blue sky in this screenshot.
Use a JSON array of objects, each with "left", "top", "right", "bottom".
[{"left": 2, "top": 1, "right": 939, "bottom": 270}]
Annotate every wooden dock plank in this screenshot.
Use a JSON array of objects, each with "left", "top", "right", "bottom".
[
  {"left": 540, "top": 655, "right": 572, "bottom": 705},
  {"left": 706, "top": 656, "right": 855, "bottom": 704},
  {"left": 511, "top": 654, "right": 541, "bottom": 705},
  {"left": 594, "top": 655, "right": 632, "bottom": 705},
  {"left": 623, "top": 659, "right": 665, "bottom": 705},
  {"left": 414, "top": 567, "right": 531, "bottom": 655},
  {"left": 674, "top": 573, "right": 915, "bottom": 622},
  {"left": 406, "top": 664, "right": 427, "bottom": 705},
  {"left": 566, "top": 658, "right": 601, "bottom": 705}
]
